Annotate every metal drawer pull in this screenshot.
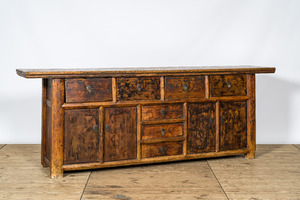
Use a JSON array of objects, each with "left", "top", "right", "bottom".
[
  {"left": 105, "top": 124, "right": 110, "bottom": 132},
  {"left": 137, "top": 84, "right": 142, "bottom": 92},
  {"left": 160, "top": 146, "right": 166, "bottom": 154},
  {"left": 209, "top": 118, "right": 214, "bottom": 124},
  {"left": 86, "top": 85, "right": 93, "bottom": 93},
  {"left": 226, "top": 82, "right": 231, "bottom": 88},
  {"left": 161, "top": 128, "right": 165, "bottom": 136},
  {"left": 93, "top": 125, "right": 98, "bottom": 133},
  {"left": 161, "top": 109, "right": 166, "bottom": 117},
  {"left": 183, "top": 83, "right": 188, "bottom": 91},
  {"left": 220, "top": 117, "right": 225, "bottom": 124}
]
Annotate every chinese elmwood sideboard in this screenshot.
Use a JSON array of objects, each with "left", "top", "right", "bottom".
[{"left": 16, "top": 66, "right": 275, "bottom": 178}]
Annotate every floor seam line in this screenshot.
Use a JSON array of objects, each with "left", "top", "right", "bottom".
[
  {"left": 206, "top": 160, "right": 230, "bottom": 200},
  {"left": 0, "top": 144, "right": 7, "bottom": 150},
  {"left": 292, "top": 144, "right": 300, "bottom": 150},
  {"left": 80, "top": 171, "right": 92, "bottom": 200}
]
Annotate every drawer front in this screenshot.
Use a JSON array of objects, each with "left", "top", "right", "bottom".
[
  {"left": 210, "top": 75, "right": 247, "bottom": 97},
  {"left": 165, "top": 76, "right": 205, "bottom": 99},
  {"left": 142, "top": 104, "right": 184, "bottom": 121},
  {"left": 65, "top": 78, "right": 112, "bottom": 103},
  {"left": 141, "top": 141, "right": 183, "bottom": 158},
  {"left": 117, "top": 77, "right": 160, "bottom": 101},
  {"left": 142, "top": 123, "right": 184, "bottom": 139}
]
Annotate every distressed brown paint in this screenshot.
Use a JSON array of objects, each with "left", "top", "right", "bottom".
[
  {"left": 187, "top": 103, "right": 216, "bottom": 153},
  {"left": 104, "top": 107, "right": 137, "bottom": 162},
  {"left": 64, "top": 109, "right": 100, "bottom": 164}
]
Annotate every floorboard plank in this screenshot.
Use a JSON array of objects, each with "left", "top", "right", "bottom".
[
  {"left": 0, "top": 144, "right": 6, "bottom": 150},
  {"left": 82, "top": 161, "right": 228, "bottom": 199},
  {"left": 293, "top": 144, "right": 300, "bottom": 150},
  {"left": 0, "top": 144, "right": 90, "bottom": 200},
  {"left": 208, "top": 144, "right": 300, "bottom": 200}
]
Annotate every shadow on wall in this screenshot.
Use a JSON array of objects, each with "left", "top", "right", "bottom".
[{"left": 256, "top": 75, "right": 300, "bottom": 144}]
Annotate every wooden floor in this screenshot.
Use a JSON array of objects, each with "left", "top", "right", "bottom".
[{"left": 0, "top": 144, "right": 300, "bottom": 199}]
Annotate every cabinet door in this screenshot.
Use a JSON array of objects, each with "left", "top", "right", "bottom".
[
  {"left": 104, "top": 107, "right": 137, "bottom": 162},
  {"left": 64, "top": 109, "right": 100, "bottom": 164},
  {"left": 220, "top": 101, "right": 247, "bottom": 151},
  {"left": 187, "top": 103, "right": 216, "bottom": 153}
]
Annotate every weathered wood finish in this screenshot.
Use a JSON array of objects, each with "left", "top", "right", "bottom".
[
  {"left": 141, "top": 141, "right": 184, "bottom": 158},
  {"left": 117, "top": 77, "right": 160, "bottom": 101},
  {"left": 219, "top": 101, "right": 247, "bottom": 151},
  {"left": 64, "top": 109, "right": 100, "bottom": 164},
  {"left": 165, "top": 76, "right": 205, "bottom": 99},
  {"left": 187, "top": 103, "right": 216, "bottom": 153},
  {"left": 17, "top": 66, "right": 275, "bottom": 178},
  {"left": 142, "top": 104, "right": 184, "bottom": 121},
  {"left": 142, "top": 123, "right": 183, "bottom": 139},
  {"left": 104, "top": 107, "right": 137, "bottom": 162},
  {"left": 65, "top": 78, "right": 112, "bottom": 103},
  {"left": 210, "top": 75, "right": 247, "bottom": 97}
]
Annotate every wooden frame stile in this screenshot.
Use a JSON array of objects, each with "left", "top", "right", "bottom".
[
  {"left": 137, "top": 105, "right": 142, "bottom": 160},
  {"left": 99, "top": 106, "right": 104, "bottom": 163},
  {"left": 50, "top": 79, "right": 64, "bottom": 178},
  {"left": 112, "top": 77, "right": 117, "bottom": 103},
  {"left": 183, "top": 102, "right": 188, "bottom": 156},
  {"left": 160, "top": 76, "right": 165, "bottom": 101},
  {"left": 245, "top": 74, "right": 256, "bottom": 159},
  {"left": 41, "top": 78, "right": 48, "bottom": 167},
  {"left": 215, "top": 101, "right": 220, "bottom": 152}
]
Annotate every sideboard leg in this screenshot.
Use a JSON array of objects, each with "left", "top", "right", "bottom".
[
  {"left": 50, "top": 79, "right": 65, "bottom": 178},
  {"left": 41, "top": 79, "right": 48, "bottom": 167},
  {"left": 245, "top": 74, "right": 256, "bottom": 159}
]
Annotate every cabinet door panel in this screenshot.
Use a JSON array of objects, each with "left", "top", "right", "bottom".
[
  {"left": 187, "top": 103, "right": 216, "bottom": 153},
  {"left": 104, "top": 107, "right": 137, "bottom": 162},
  {"left": 220, "top": 101, "right": 247, "bottom": 151},
  {"left": 64, "top": 109, "right": 100, "bottom": 164}
]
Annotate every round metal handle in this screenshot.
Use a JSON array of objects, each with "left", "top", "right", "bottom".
[
  {"left": 226, "top": 82, "right": 231, "bottom": 88},
  {"left": 86, "top": 85, "right": 93, "bottom": 93},
  {"left": 137, "top": 84, "right": 142, "bottom": 92},
  {"left": 161, "top": 128, "right": 166, "bottom": 136},
  {"left": 183, "top": 83, "right": 188, "bottom": 91},
  {"left": 93, "top": 125, "right": 98, "bottom": 133},
  {"left": 209, "top": 118, "right": 214, "bottom": 124},
  {"left": 220, "top": 117, "right": 225, "bottom": 124},
  {"left": 161, "top": 109, "right": 166, "bottom": 117},
  {"left": 160, "top": 146, "right": 166, "bottom": 154}
]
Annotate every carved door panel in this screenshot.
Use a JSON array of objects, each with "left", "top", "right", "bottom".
[
  {"left": 104, "top": 107, "right": 137, "bottom": 162},
  {"left": 187, "top": 102, "right": 216, "bottom": 153},
  {"left": 219, "top": 101, "right": 247, "bottom": 151},
  {"left": 64, "top": 109, "right": 100, "bottom": 164}
]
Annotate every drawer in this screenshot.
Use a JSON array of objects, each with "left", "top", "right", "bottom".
[
  {"left": 142, "top": 104, "right": 184, "bottom": 121},
  {"left": 210, "top": 75, "right": 247, "bottom": 97},
  {"left": 117, "top": 77, "right": 160, "bottom": 101},
  {"left": 165, "top": 76, "right": 205, "bottom": 99},
  {"left": 142, "top": 123, "right": 184, "bottom": 139},
  {"left": 141, "top": 141, "right": 183, "bottom": 158},
  {"left": 65, "top": 78, "right": 112, "bottom": 103}
]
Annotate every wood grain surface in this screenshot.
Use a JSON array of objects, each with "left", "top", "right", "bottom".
[
  {"left": 141, "top": 141, "right": 183, "bottom": 158},
  {"left": 219, "top": 101, "right": 247, "bottom": 151},
  {"left": 210, "top": 75, "right": 247, "bottom": 97},
  {"left": 187, "top": 103, "right": 216, "bottom": 154},
  {"left": 142, "top": 104, "right": 184, "bottom": 121},
  {"left": 104, "top": 107, "right": 137, "bottom": 162},
  {"left": 64, "top": 109, "right": 100, "bottom": 164},
  {"left": 117, "top": 77, "right": 160, "bottom": 101},
  {"left": 16, "top": 66, "right": 276, "bottom": 78},
  {"left": 142, "top": 123, "right": 183, "bottom": 139},
  {"left": 65, "top": 78, "right": 112, "bottom": 103},
  {"left": 165, "top": 76, "right": 205, "bottom": 99}
]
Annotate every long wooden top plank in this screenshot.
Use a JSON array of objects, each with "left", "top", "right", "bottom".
[{"left": 16, "top": 66, "right": 276, "bottom": 78}]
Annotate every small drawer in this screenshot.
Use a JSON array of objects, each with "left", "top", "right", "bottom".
[
  {"left": 210, "top": 75, "right": 247, "bottom": 97},
  {"left": 142, "top": 123, "right": 184, "bottom": 139},
  {"left": 141, "top": 141, "right": 183, "bottom": 158},
  {"left": 65, "top": 78, "right": 112, "bottom": 103},
  {"left": 142, "top": 104, "right": 184, "bottom": 121},
  {"left": 117, "top": 77, "right": 160, "bottom": 101},
  {"left": 165, "top": 76, "right": 205, "bottom": 99}
]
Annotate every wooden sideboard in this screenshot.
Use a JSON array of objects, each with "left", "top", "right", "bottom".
[{"left": 17, "top": 66, "right": 275, "bottom": 178}]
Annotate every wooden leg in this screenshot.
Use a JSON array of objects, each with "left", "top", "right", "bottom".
[
  {"left": 50, "top": 79, "right": 65, "bottom": 178},
  {"left": 41, "top": 79, "right": 48, "bottom": 167},
  {"left": 245, "top": 74, "right": 256, "bottom": 159}
]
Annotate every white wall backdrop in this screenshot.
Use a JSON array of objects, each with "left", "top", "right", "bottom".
[{"left": 0, "top": 0, "right": 300, "bottom": 144}]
